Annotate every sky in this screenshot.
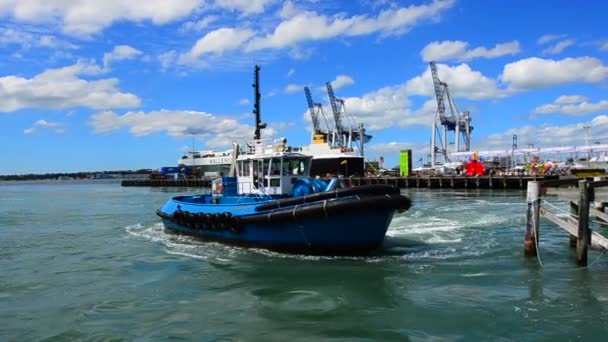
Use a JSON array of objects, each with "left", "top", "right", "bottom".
[{"left": 2, "top": 0, "right": 608, "bottom": 174}]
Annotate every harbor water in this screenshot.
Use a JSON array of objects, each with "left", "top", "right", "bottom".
[{"left": 2, "top": 180, "right": 608, "bottom": 340}]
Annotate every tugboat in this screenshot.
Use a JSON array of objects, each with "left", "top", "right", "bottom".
[
  {"left": 156, "top": 138, "right": 410, "bottom": 255},
  {"left": 155, "top": 65, "right": 411, "bottom": 255}
]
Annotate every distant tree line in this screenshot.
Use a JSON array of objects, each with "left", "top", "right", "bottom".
[{"left": 0, "top": 169, "right": 154, "bottom": 181}]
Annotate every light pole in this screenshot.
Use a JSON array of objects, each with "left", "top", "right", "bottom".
[
  {"left": 192, "top": 134, "right": 196, "bottom": 178},
  {"left": 583, "top": 125, "right": 591, "bottom": 164}
]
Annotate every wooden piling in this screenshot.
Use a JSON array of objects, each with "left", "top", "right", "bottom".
[
  {"left": 519, "top": 175, "right": 523, "bottom": 189},
  {"left": 524, "top": 181, "right": 541, "bottom": 256},
  {"left": 569, "top": 201, "right": 578, "bottom": 248},
  {"left": 576, "top": 180, "right": 593, "bottom": 266}
]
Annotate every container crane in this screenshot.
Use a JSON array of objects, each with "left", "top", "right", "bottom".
[
  {"left": 429, "top": 61, "right": 473, "bottom": 167},
  {"left": 326, "top": 82, "right": 344, "bottom": 142},
  {"left": 304, "top": 86, "right": 331, "bottom": 134},
  {"left": 325, "top": 81, "right": 372, "bottom": 157}
]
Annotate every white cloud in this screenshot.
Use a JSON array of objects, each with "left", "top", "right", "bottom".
[
  {"left": 214, "top": 0, "right": 277, "bottom": 15},
  {"left": 330, "top": 75, "right": 354, "bottom": 90},
  {"left": 0, "top": 61, "right": 140, "bottom": 112},
  {"left": 286, "top": 68, "right": 295, "bottom": 78},
  {"left": 534, "top": 96, "right": 608, "bottom": 116},
  {"left": 284, "top": 83, "right": 304, "bottom": 94},
  {"left": 88, "top": 109, "right": 276, "bottom": 148},
  {"left": 23, "top": 119, "right": 64, "bottom": 134},
  {"left": 103, "top": 45, "right": 142, "bottom": 68},
  {"left": 0, "top": 0, "right": 201, "bottom": 36},
  {"left": 239, "top": 98, "right": 250, "bottom": 105},
  {"left": 180, "top": 16, "right": 217, "bottom": 32},
  {"left": 0, "top": 27, "right": 78, "bottom": 50},
  {"left": 278, "top": 1, "right": 302, "bottom": 19},
  {"left": 288, "top": 46, "right": 314, "bottom": 60},
  {"left": 542, "top": 39, "right": 575, "bottom": 55},
  {"left": 501, "top": 57, "right": 608, "bottom": 90},
  {"left": 600, "top": 42, "right": 608, "bottom": 52},
  {"left": 421, "top": 40, "right": 520, "bottom": 62},
  {"left": 169, "top": 0, "right": 454, "bottom": 68},
  {"left": 555, "top": 95, "right": 588, "bottom": 104},
  {"left": 537, "top": 34, "right": 567, "bottom": 45},
  {"left": 406, "top": 63, "right": 503, "bottom": 100},
  {"left": 340, "top": 84, "right": 428, "bottom": 130},
  {"left": 158, "top": 50, "right": 178, "bottom": 71},
  {"left": 246, "top": 0, "right": 455, "bottom": 51},
  {"left": 179, "top": 27, "right": 255, "bottom": 64}
]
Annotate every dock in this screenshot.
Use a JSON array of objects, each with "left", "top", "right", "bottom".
[
  {"left": 122, "top": 179, "right": 213, "bottom": 187},
  {"left": 122, "top": 175, "right": 552, "bottom": 190},
  {"left": 524, "top": 177, "right": 608, "bottom": 267}
]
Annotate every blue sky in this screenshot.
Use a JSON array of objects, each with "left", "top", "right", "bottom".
[{"left": 2, "top": 0, "right": 608, "bottom": 174}]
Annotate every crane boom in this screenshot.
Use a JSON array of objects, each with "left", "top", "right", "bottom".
[
  {"left": 304, "top": 86, "right": 321, "bottom": 133},
  {"left": 325, "top": 82, "right": 342, "bottom": 135},
  {"left": 429, "top": 61, "right": 446, "bottom": 119}
]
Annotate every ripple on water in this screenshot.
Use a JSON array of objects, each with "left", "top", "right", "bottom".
[
  {"left": 125, "top": 223, "right": 249, "bottom": 262},
  {"left": 255, "top": 288, "right": 346, "bottom": 319}
]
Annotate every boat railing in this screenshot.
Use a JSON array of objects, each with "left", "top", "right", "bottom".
[{"left": 244, "top": 138, "right": 288, "bottom": 155}]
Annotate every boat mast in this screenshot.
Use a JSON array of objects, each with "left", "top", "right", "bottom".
[{"left": 253, "top": 65, "right": 266, "bottom": 140}]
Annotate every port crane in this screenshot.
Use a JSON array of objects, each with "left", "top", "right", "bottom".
[
  {"left": 429, "top": 61, "right": 473, "bottom": 167},
  {"left": 304, "top": 86, "right": 332, "bottom": 135},
  {"left": 325, "top": 82, "right": 372, "bottom": 157}
]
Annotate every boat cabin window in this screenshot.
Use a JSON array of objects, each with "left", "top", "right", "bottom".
[
  {"left": 263, "top": 160, "right": 270, "bottom": 175},
  {"left": 270, "top": 158, "right": 281, "bottom": 175},
  {"left": 283, "top": 158, "right": 308, "bottom": 176},
  {"left": 252, "top": 159, "right": 269, "bottom": 177},
  {"left": 239, "top": 160, "right": 251, "bottom": 176}
]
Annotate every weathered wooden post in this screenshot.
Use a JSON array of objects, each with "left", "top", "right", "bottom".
[
  {"left": 569, "top": 201, "right": 578, "bottom": 248},
  {"left": 524, "top": 181, "right": 541, "bottom": 256},
  {"left": 576, "top": 180, "right": 593, "bottom": 266}
]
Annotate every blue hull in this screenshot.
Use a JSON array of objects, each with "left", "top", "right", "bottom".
[
  {"left": 159, "top": 209, "right": 394, "bottom": 255},
  {"left": 156, "top": 186, "right": 410, "bottom": 255}
]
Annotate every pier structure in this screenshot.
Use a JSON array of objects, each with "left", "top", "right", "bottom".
[
  {"left": 524, "top": 177, "right": 608, "bottom": 266},
  {"left": 123, "top": 175, "right": 552, "bottom": 190}
]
